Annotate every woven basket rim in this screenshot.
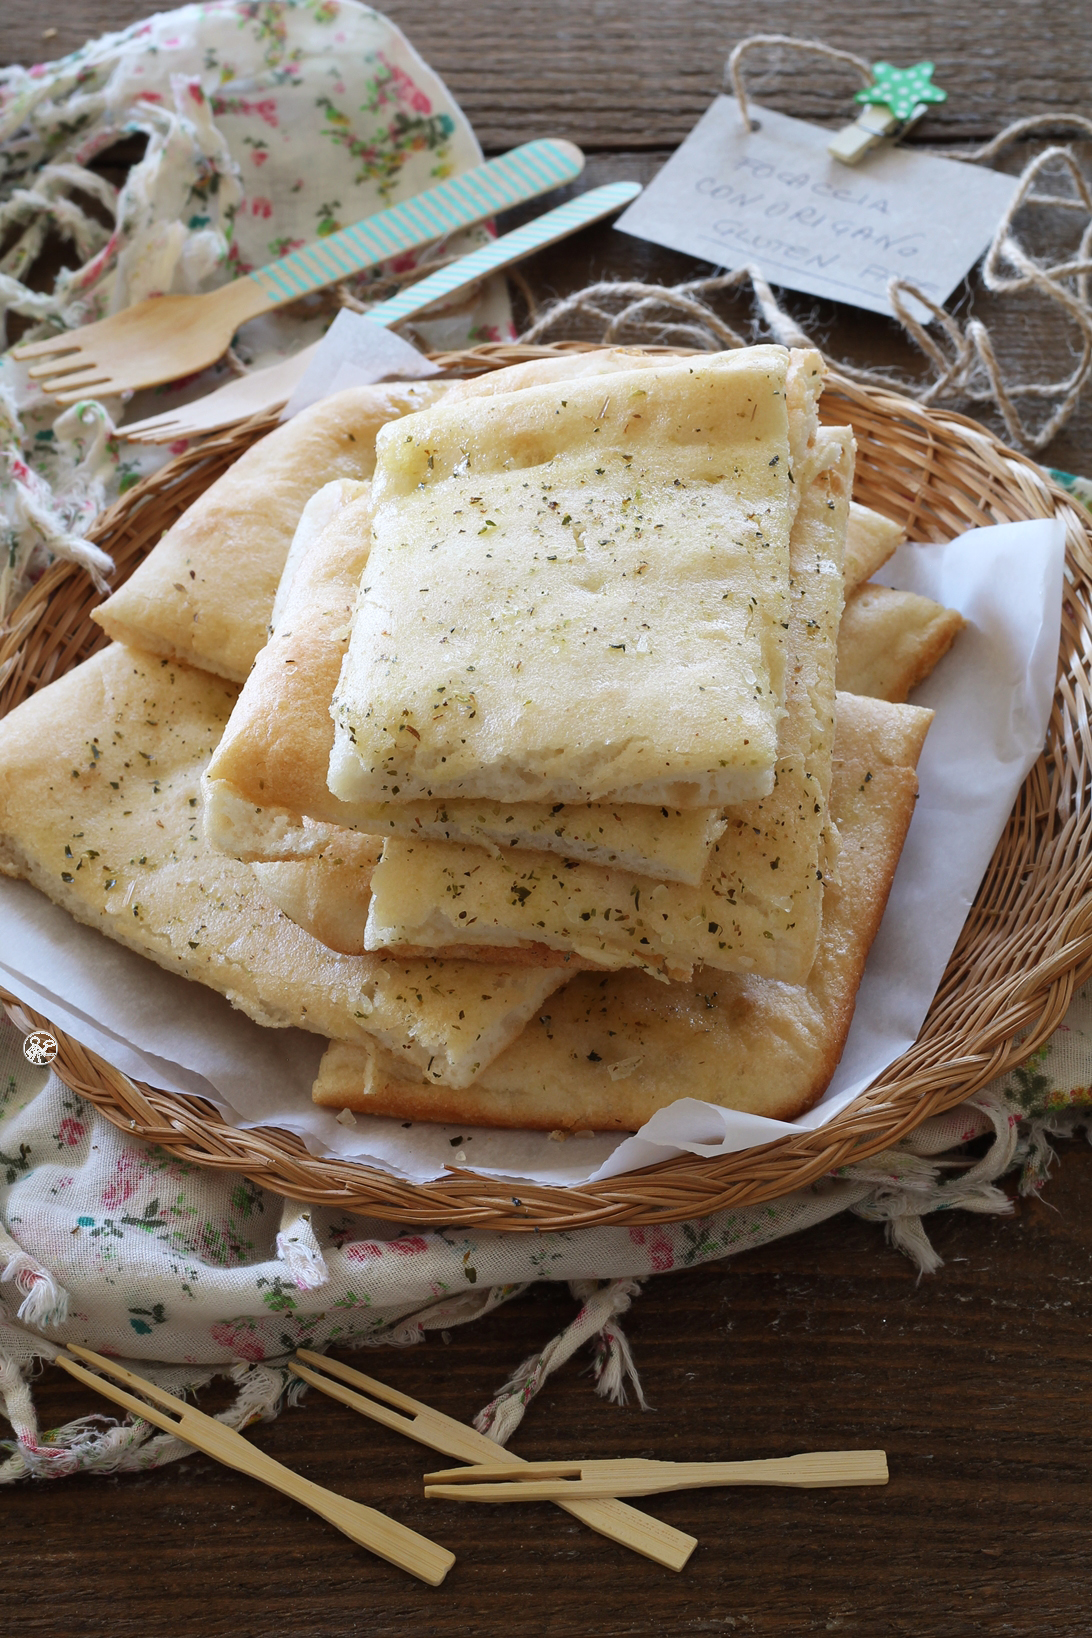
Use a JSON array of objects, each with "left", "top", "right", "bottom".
[{"left": 3, "top": 340, "right": 1092, "bottom": 1231}]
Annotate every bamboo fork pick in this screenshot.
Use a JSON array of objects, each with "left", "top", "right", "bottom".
[
  {"left": 289, "top": 1349, "right": 696, "bottom": 1571},
  {"left": 54, "top": 1344, "right": 455, "bottom": 1585},
  {"left": 424, "top": 1451, "right": 890, "bottom": 1502}
]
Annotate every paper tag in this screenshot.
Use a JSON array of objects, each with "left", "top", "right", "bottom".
[
  {"left": 614, "top": 96, "right": 1018, "bottom": 320},
  {"left": 282, "top": 309, "right": 441, "bottom": 418}
]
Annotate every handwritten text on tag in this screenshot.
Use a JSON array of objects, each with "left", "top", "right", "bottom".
[{"left": 615, "top": 98, "right": 1018, "bottom": 321}]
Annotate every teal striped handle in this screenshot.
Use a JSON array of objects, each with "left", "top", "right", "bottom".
[
  {"left": 366, "top": 182, "right": 643, "bottom": 327},
  {"left": 249, "top": 140, "right": 584, "bottom": 307}
]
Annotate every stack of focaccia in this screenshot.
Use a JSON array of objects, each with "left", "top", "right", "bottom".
[{"left": 0, "top": 346, "right": 964, "bottom": 1134}]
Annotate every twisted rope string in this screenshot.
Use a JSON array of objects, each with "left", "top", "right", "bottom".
[
  {"left": 725, "top": 34, "right": 873, "bottom": 133},
  {"left": 524, "top": 37, "right": 1092, "bottom": 455},
  {"left": 0, "top": 1094, "right": 1078, "bottom": 1479},
  {"left": 472, "top": 1278, "right": 649, "bottom": 1445}
]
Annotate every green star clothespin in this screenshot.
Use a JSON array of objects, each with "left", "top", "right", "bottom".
[
  {"left": 856, "top": 61, "right": 948, "bottom": 123},
  {"left": 828, "top": 60, "right": 948, "bottom": 166}
]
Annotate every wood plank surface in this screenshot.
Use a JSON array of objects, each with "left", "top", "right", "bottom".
[
  {"left": 4, "top": 6, "right": 1092, "bottom": 1635},
  {"left": 10, "top": 1139, "right": 1092, "bottom": 1638},
  {"left": 6, "top": 2, "right": 1091, "bottom": 147}
]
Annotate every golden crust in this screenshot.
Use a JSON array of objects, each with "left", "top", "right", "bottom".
[
  {"left": 312, "top": 690, "right": 933, "bottom": 1128},
  {"left": 832, "top": 687, "right": 934, "bottom": 766},
  {"left": 837, "top": 583, "right": 965, "bottom": 702},
  {"left": 0, "top": 642, "right": 572, "bottom": 1088},
  {"left": 202, "top": 488, "right": 376, "bottom": 852},
  {"left": 844, "top": 503, "right": 905, "bottom": 592},
  {"left": 92, "top": 381, "right": 449, "bottom": 683}
]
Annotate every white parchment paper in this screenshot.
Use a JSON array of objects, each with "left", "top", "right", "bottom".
[
  {"left": 0, "top": 517, "right": 1064, "bottom": 1185},
  {"left": 590, "top": 518, "right": 1065, "bottom": 1181},
  {"left": 281, "top": 311, "right": 441, "bottom": 419}
]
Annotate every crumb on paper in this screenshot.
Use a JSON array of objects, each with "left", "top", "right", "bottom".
[
  {"left": 548, "top": 1128, "right": 568, "bottom": 1142},
  {"left": 335, "top": 1107, "right": 357, "bottom": 1127}
]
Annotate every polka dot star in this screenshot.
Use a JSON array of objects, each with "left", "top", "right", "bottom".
[{"left": 855, "top": 61, "right": 948, "bottom": 124}]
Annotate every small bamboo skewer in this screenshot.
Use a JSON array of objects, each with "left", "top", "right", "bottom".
[
  {"left": 54, "top": 1345, "right": 454, "bottom": 1585},
  {"left": 289, "top": 1350, "right": 696, "bottom": 1571},
  {"left": 424, "top": 1451, "right": 890, "bottom": 1502}
]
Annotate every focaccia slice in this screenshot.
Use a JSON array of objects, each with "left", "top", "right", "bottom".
[
  {"left": 251, "top": 830, "right": 382, "bottom": 955},
  {"left": 202, "top": 485, "right": 728, "bottom": 882},
  {"left": 102, "top": 354, "right": 677, "bottom": 696},
  {"left": 329, "top": 346, "right": 817, "bottom": 809},
  {"left": 249, "top": 841, "right": 602, "bottom": 972},
  {"left": 336, "top": 797, "right": 728, "bottom": 886},
  {"left": 313, "top": 690, "right": 934, "bottom": 1127},
  {"left": 0, "top": 643, "right": 570, "bottom": 1088},
  {"left": 837, "top": 583, "right": 964, "bottom": 702},
  {"left": 844, "top": 502, "right": 905, "bottom": 592},
  {"left": 362, "top": 423, "right": 852, "bottom": 983},
  {"left": 92, "top": 380, "right": 450, "bottom": 683},
  {"left": 269, "top": 478, "right": 368, "bottom": 634}
]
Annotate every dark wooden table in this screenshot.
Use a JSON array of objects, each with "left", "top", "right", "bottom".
[{"left": 5, "top": 5, "right": 1092, "bottom": 1634}]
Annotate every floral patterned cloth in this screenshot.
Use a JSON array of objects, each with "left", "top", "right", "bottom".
[
  {"left": 0, "top": 0, "right": 514, "bottom": 618},
  {"left": 1, "top": 978, "right": 1089, "bottom": 1480}
]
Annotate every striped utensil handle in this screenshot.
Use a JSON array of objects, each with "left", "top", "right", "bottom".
[
  {"left": 248, "top": 139, "right": 584, "bottom": 308},
  {"left": 366, "top": 181, "right": 643, "bottom": 327}
]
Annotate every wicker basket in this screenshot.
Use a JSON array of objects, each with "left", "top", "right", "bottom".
[{"left": 3, "top": 342, "right": 1092, "bottom": 1232}]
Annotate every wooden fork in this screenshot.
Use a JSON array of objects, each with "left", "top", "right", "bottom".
[
  {"left": 12, "top": 139, "right": 583, "bottom": 403},
  {"left": 54, "top": 1344, "right": 455, "bottom": 1585},
  {"left": 423, "top": 1451, "right": 890, "bottom": 1501},
  {"left": 119, "top": 180, "right": 642, "bottom": 443}
]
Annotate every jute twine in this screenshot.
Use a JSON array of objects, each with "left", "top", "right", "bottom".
[
  {"left": 523, "top": 34, "right": 1092, "bottom": 456},
  {"left": 2, "top": 26, "right": 1090, "bottom": 626},
  {"left": 2, "top": 341, "right": 1092, "bottom": 1229}
]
